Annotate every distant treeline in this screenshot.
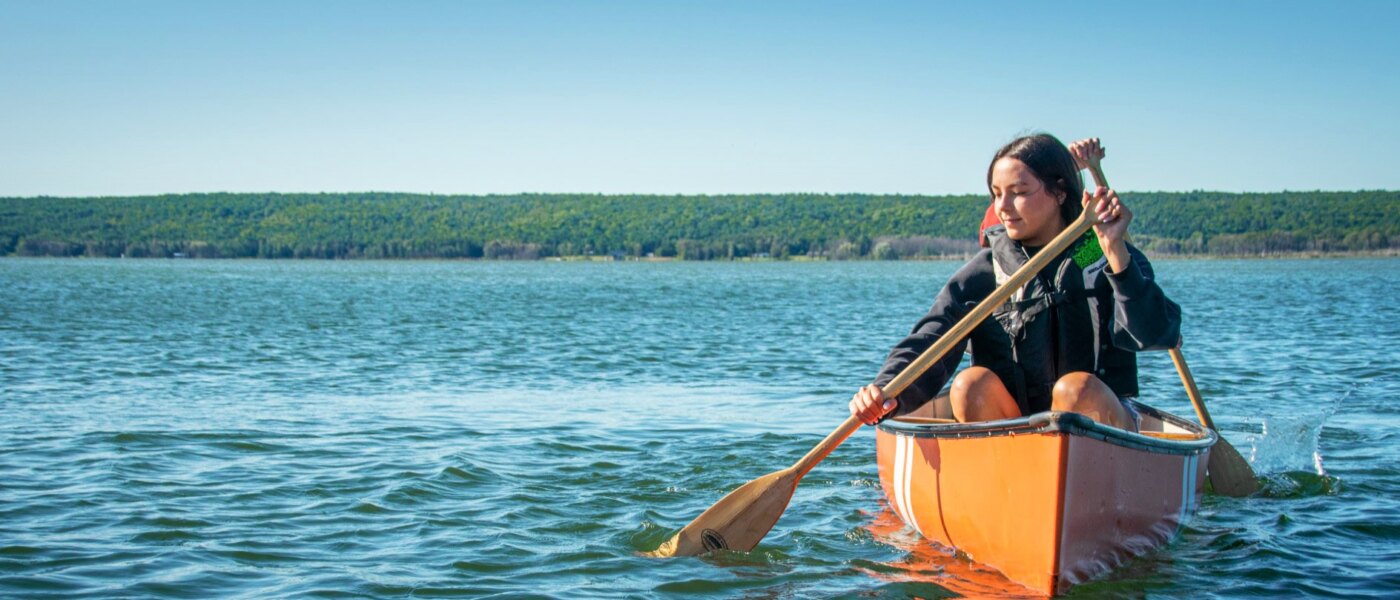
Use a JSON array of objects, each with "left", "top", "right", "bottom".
[{"left": 1, "top": 191, "right": 1396, "bottom": 260}]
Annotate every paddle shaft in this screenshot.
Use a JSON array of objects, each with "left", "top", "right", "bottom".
[
  {"left": 1085, "top": 159, "right": 1109, "bottom": 194},
  {"left": 791, "top": 206, "right": 1100, "bottom": 478},
  {"left": 1169, "top": 347, "right": 1215, "bottom": 429},
  {"left": 791, "top": 415, "right": 861, "bottom": 478}
]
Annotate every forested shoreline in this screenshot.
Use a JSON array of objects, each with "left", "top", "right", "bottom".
[{"left": 2, "top": 191, "right": 1396, "bottom": 260}]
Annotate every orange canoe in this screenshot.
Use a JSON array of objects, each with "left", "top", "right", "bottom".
[{"left": 875, "top": 401, "right": 1215, "bottom": 596}]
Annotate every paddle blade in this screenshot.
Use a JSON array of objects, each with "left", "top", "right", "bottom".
[
  {"left": 646, "top": 468, "right": 800, "bottom": 558},
  {"left": 1208, "top": 437, "right": 1260, "bottom": 497}
]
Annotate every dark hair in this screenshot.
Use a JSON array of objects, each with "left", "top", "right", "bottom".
[{"left": 986, "top": 133, "right": 1084, "bottom": 225}]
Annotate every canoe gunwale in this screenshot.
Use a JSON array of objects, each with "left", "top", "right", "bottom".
[{"left": 877, "top": 400, "right": 1217, "bottom": 457}]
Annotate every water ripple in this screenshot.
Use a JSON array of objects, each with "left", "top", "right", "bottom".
[{"left": 1, "top": 258, "right": 1398, "bottom": 597}]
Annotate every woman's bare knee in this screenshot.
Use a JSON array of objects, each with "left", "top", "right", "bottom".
[
  {"left": 950, "top": 367, "right": 1018, "bottom": 422},
  {"left": 951, "top": 367, "right": 992, "bottom": 397},
  {"left": 1051, "top": 372, "right": 1133, "bottom": 430},
  {"left": 1052, "top": 371, "right": 1096, "bottom": 404}
]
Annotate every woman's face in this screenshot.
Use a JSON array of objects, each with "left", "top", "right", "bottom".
[{"left": 990, "top": 158, "right": 1065, "bottom": 247}]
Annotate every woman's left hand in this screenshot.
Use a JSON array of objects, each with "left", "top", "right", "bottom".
[{"left": 1083, "top": 186, "right": 1132, "bottom": 272}]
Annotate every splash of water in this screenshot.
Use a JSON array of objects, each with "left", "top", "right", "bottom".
[
  {"left": 1248, "top": 384, "right": 1349, "bottom": 475},
  {"left": 1246, "top": 384, "right": 1351, "bottom": 497}
]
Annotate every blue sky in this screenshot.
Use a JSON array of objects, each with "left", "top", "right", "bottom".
[{"left": 2, "top": 1, "right": 1397, "bottom": 196}]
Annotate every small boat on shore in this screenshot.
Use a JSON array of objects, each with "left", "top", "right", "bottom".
[{"left": 875, "top": 400, "right": 1215, "bottom": 595}]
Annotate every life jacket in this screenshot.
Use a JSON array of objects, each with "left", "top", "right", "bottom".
[{"left": 980, "top": 225, "right": 1139, "bottom": 414}]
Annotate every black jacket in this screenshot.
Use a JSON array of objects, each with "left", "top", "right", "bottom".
[{"left": 874, "top": 225, "right": 1181, "bottom": 417}]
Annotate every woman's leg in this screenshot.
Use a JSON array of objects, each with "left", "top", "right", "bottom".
[
  {"left": 950, "top": 367, "right": 1020, "bottom": 422},
  {"left": 1051, "top": 372, "right": 1136, "bottom": 431}
]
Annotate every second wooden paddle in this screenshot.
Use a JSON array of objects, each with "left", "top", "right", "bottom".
[{"left": 1082, "top": 158, "right": 1259, "bottom": 497}]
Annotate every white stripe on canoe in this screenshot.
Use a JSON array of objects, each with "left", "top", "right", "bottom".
[
  {"left": 1191, "top": 455, "right": 1198, "bottom": 518},
  {"left": 893, "top": 434, "right": 909, "bottom": 527},
  {"left": 1179, "top": 453, "right": 1188, "bottom": 529},
  {"left": 1189, "top": 454, "right": 1198, "bottom": 512},
  {"left": 901, "top": 435, "right": 921, "bottom": 534},
  {"left": 1178, "top": 453, "right": 1198, "bottom": 530}
]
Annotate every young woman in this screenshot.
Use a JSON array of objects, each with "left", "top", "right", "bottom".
[{"left": 849, "top": 134, "right": 1180, "bottom": 431}]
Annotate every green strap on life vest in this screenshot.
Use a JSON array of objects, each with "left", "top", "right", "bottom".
[{"left": 1070, "top": 231, "right": 1104, "bottom": 269}]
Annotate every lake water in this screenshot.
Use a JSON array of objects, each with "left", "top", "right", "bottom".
[{"left": 2, "top": 258, "right": 1398, "bottom": 598}]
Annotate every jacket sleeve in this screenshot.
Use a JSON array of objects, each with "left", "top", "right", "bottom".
[
  {"left": 1105, "top": 246, "right": 1181, "bottom": 351},
  {"left": 871, "top": 257, "right": 987, "bottom": 417}
]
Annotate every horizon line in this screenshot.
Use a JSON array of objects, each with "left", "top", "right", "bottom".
[{"left": 4, "top": 188, "right": 1397, "bottom": 200}]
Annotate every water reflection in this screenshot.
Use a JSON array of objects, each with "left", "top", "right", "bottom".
[{"left": 861, "top": 509, "right": 1041, "bottom": 598}]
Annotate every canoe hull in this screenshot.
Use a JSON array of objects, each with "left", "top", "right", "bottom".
[{"left": 876, "top": 404, "right": 1213, "bottom": 595}]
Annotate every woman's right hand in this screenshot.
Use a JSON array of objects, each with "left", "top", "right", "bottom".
[{"left": 849, "top": 383, "right": 897, "bottom": 425}]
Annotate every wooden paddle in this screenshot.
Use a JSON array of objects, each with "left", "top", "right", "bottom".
[
  {"left": 647, "top": 191, "right": 1103, "bottom": 558},
  {"left": 1081, "top": 158, "right": 1259, "bottom": 497}
]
